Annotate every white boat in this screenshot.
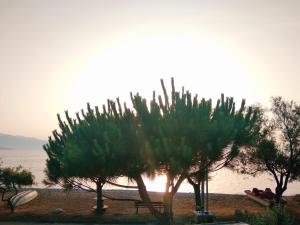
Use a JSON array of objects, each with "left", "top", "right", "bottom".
[{"left": 10, "top": 190, "right": 38, "bottom": 208}]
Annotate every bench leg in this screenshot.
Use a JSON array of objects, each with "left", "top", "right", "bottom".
[{"left": 136, "top": 207, "right": 138, "bottom": 214}]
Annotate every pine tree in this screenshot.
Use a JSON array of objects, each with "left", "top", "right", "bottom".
[
  {"left": 130, "top": 78, "right": 261, "bottom": 224},
  {"left": 44, "top": 101, "right": 140, "bottom": 213},
  {"left": 187, "top": 95, "right": 261, "bottom": 211},
  {"left": 44, "top": 78, "right": 261, "bottom": 225}
]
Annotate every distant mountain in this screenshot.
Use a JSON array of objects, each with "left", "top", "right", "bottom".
[{"left": 0, "top": 133, "right": 46, "bottom": 150}]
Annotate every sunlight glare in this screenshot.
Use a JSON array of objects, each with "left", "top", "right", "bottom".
[
  {"left": 67, "top": 35, "right": 258, "bottom": 114},
  {"left": 144, "top": 175, "right": 167, "bottom": 192}
]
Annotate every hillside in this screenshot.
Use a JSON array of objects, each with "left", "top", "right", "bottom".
[{"left": 0, "top": 133, "right": 46, "bottom": 150}]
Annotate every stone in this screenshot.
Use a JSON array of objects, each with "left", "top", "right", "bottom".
[{"left": 52, "top": 208, "right": 64, "bottom": 214}]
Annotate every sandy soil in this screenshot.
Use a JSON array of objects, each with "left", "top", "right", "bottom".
[{"left": 0, "top": 189, "right": 299, "bottom": 224}]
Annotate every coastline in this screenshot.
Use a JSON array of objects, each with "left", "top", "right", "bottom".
[
  {"left": 0, "top": 189, "right": 269, "bottom": 221},
  {"left": 2, "top": 148, "right": 300, "bottom": 196},
  {"left": 0, "top": 188, "right": 299, "bottom": 224}
]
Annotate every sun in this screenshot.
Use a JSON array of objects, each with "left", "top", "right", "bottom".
[
  {"left": 143, "top": 175, "right": 168, "bottom": 192},
  {"left": 62, "top": 32, "right": 262, "bottom": 193},
  {"left": 66, "top": 35, "right": 258, "bottom": 114}
]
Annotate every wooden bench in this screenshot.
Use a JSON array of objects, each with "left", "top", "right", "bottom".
[{"left": 134, "top": 200, "right": 164, "bottom": 214}]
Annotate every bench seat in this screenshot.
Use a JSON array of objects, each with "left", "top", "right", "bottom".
[{"left": 134, "top": 200, "right": 164, "bottom": 214}]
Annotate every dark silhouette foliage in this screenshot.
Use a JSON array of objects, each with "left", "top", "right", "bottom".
[
  {"left": 0, "top": 162, "right": 34, "bottom": 204},
  {"left": 130, "top": 78, "right": 260, "bottom": 223},
  {"left": 233, "top": 97, "right": 300, "bottom": 203},
  {"left": 0, "top": 164, "right": 34, "bottom": 191},
  {"left": 44, "top": 78, "right": 261, "bottom": 225},
  {"left": 43, "top": 100, "right": 141, "bottom": 213},
  {"left": 186, "top": 94, "right": 261, "bottom": 211}
]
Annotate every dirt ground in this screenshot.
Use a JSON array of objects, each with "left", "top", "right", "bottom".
[{"left": 0, "top": 189, "right": 299, "bottom": 224}]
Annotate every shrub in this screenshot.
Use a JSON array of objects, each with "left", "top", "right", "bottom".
[{"left": 248, "top": 205, "right": 293, "bottom": 225}]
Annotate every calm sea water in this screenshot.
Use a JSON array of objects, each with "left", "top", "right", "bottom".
[{"left": 1, "top": 149, "right": 299, "bottom": 195}]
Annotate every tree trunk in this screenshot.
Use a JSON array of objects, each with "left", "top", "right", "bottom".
[
  {"left": 206, "top": 171, "right": 208, "bottom": 211},
  {"left": 162, "top": 192, "right": 173, "bottom": 225},
  {"left": 275, "top": 185, "right": 286, "bottom": 204},
  {"left": 95, "top": 179, "right": 104, "bottom": 214},
  {"left": 12, "top": 182, "right": 18, "bottom": 194},
  {"left": 135, "top": 173, "right": 187, "bottom": 225},
  {"left": 135, "top": 175, "right": 160, "bottom": 216},
  {"left": 187, "top": 176, "right": 202, "bottom": 211},
  {"left": 135, "top": 175, "right": 174, "bottom": 225},
  {"left": 201, "top": 179, "right": 205, "bottom": 211},
  {"left": 191, "top": 182, "right": 201, "bottom": 211}
]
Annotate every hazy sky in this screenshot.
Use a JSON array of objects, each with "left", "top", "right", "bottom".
[{"left": 1, "top": 0, "right": 300, "bottom": 139}]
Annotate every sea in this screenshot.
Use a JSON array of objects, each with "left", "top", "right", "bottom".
[{"left": 1, "top": 148, "right": 299, "bottom": 195}]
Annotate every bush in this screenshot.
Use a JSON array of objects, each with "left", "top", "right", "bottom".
[
  {"left": 0, "top": 163, "right": 34, "bottom": 191},
  {"left": 248, "top": 205, "right": 293, "bottom": 225}
]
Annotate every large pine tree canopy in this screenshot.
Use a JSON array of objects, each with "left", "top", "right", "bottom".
[
  {"left": 43, "top": 78, "right": 261, "bottom": 224},
  {"left": 43, "top": 77, "right": 260, "bottom": 190}
]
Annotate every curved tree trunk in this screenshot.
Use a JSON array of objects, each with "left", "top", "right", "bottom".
[
  {"left": 135, "top": 175, "right": 169, "bottom": 225},
  {"left": 162, "top": 173, "right": 187, "bottom": 225},
  {"left": 134, "top": 173, "right": 187, "bottom": 225}
]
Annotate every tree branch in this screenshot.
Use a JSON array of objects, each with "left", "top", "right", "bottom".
[{"left": 105, "top": 180, "right": 138, "bottom": 189}]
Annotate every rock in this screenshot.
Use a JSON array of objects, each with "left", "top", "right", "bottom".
[{"left": 52, "top": 208, "right": 64, "bottom": 214}]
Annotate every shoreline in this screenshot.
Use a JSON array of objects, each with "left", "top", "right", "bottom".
[
  {"left": 22, "top": 187, "right": 297, "bottom": 197},
  {"left": 1, "top": 189, "right": 299, "bottom": 224},
  {"left": 3, "top": 148, "right": 300, "bottom": 196}
]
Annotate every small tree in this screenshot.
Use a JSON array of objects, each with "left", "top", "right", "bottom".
[
  {"left": 187, "top": 96, "right": 261, "bottom": 211},
  {"left": 233, "top": 97, "right": 300, "bottom": 203},
  {"left": 131, "top": 89, "right": 194, "bottom": 225},
  {"left": 44, "top": 101, "right": 140, "bottom": 213},
  {"left": 0, "top": 162, "right": 34, "bottom": 206},
  {"left": 130, "top": 79, "right": 260, "bottom": 224}
]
